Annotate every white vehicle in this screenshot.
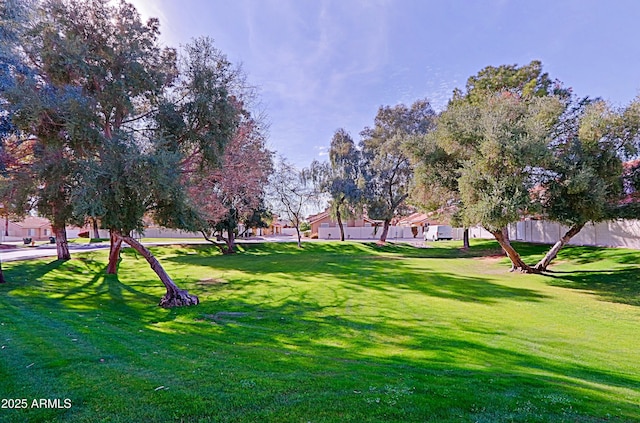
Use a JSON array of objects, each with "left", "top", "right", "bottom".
[{"left": 424, "top": 225, "right": 453, "bottom": 241}]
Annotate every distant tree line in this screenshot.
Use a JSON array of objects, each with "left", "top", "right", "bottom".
[{"left": 314, "top": 61, "right": 640, "bottom": 272}]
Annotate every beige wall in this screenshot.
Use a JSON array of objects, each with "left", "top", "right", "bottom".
[
  {"left": 512, "top": 219, "right": 640, "bottom": 249},
  {"left": 310, "top": 215, "right": 332, "bottom": 234}
]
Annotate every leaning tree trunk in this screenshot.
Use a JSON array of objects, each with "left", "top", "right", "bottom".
[
  {"left": 336, "top": 210, "right": 345, "bottom": 242},
  {"left": 379, "top": 219, "right": 391, "bottom": 243},
  {"left": 489, "top": 227, "right": 535, "bottom": 273},
  {"left": 52, "top": 223, "right": 71, "bottom": 260},
  {"left": 121, "top": 235, "right": 199, "bottom": 308},
  {"left": 200, "top": 230, "right": 228, "bottom": 254},
  {"left": 106, "top": 229, "right": 123, "bottom": 274},
  {"left": 534, "top": 223, "right": 585, "bottom": 271},
  {"left": 462, "top": 227, "right": 470, "bottom": 250}
]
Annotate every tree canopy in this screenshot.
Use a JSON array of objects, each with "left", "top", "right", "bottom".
[
  {"left": 0, "top": 0, "right": 251, "bottom": 306},
  {"left": 360, "top": 99, "right": 436, "bottom": 243}
]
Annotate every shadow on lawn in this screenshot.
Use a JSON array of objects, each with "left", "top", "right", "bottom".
[
  {"left": 1, "top": 255, "right": 162, "bottom": 318},
  {"left": 551, "top": 244, "right": 640, "bottom": 266},
  {"left": 545, "top": 268, "right": 640, "bottom": 306},
  {"left": 157, "top": 295, "right": 640, "bottom": 421},
  {"left": 2, "top": 244, "right": 639, "bottom": 421},
  {"left": 0, "top": 258, "right": 65, "bottom": 288},
  {"left": 169, "top": 242, "right": 640, "bottom": 308},
  {"left": 166, "top": 244, "right": 548, "bottom": 305},
  {"left": 324, "top": 262, "right": 548, "bottom": 304}
]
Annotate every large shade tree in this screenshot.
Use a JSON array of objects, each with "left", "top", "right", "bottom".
[
  {"left": 33, "top": 0, "right": 179, "bottom": 271},
  {"left": 73, "top": 134, "right": 202, "bottom": 307},
  {"left": 455, "top": 93, "right": 564, "bottom": 272},
  {"left": 360, "top": 99, "right": 436, "bottom": 243},
  {"left": 68, "top": 23, "right": 241, "bottom": 304},
  {"left": 3, "top": 0, "right": 161, "bottom": 260},
  {"left": 2, "top": 0, "right": 244, "bottom": 306},
  {"left": 414, "top": 61, "right": 571, "bottom": 271},
  {"left": 532, "top": 98, "right": 640, "bottom": 270}
]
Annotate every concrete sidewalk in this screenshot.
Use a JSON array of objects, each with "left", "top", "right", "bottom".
[
  {"left": 0, "top": 243, "right": 111, "bottom": 263},
  {"left": 0, "top": 237, "right": 287, "bottom": 262}
]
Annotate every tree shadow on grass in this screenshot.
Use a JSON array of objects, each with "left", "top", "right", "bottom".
[
  {"left": 57, "top": 272, "right": 160, "bottom": 317},
  {"left": 545, "top": 268, "right": 640, "bottom": 306},
  {"left": 160, "top": 241, "right": 639, "bottom": 310},
  {"left": 0, "top": 258, "right": 65, "bottom": 288},
  {"left": 147, "top": 296, "right": 640, "bottom": 422},
  {"left": 549, "top": 244, "right": 640, "bottom": 266},
  {"left": 165, "top": 243, "right": 550, "bottom": 306},
  {"left": 326, "top": 261, "right": 549, "bottom": 305},
  {"left": 1, "top": 255, "right": 163, "bottom": 318},
  {"left": 2, "top": 244, "right": 639, "bottom": 421}
]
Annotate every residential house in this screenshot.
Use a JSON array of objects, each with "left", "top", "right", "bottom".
[
  {"left": 3, "top": 216, "right": 53, "bottom": 241},
  {"left": 396, "top": 212, "right": 434, "bottom": 238},
  {"left": 307, "top": 208, "right": 383, "bottom": 235}
]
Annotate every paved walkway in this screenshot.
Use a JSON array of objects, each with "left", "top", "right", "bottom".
[
  {"left": 0, "top": 243, "right": 110, "bottom": 263},
  {"left": 0, "top": 236, "right": 299, "bottom": 263},
  {"left": 0, "top": 235, "right": 427, "bottom": 263}
]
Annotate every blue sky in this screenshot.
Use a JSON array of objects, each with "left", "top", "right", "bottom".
[{"left": 129, "top": 0, "right": 640, "bottom": 167}]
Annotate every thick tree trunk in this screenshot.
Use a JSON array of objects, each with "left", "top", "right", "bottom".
[
  {"left": 4, "top": 216, "right": 8, "bottom": 237},
  {"left": 121, "top": 235, "right": 199, "bottom": 308},
  {"left": 0, "top": 262, "right": 6, "bottom": 284},
  {"left": 224, "top": 225, "right": 236, "bottom": 254},
  {"left": 336, "top": 210, "right": 345, "bottom": 242},
  {"left": 92, "top": 218, "right": 100, "bottom": 240},
  {"left": 462, "top": 228, "right": 470, "bottom": 250},
  {"left": 489, "top": 227, "right": 535, "bottom": 273},
  {"left": 534, "top": 223, "right": 585, "bottom": 271},
  {"left": 106, "top": 229, "right": 123, "bottom": 274},
  {"left": 379, "top": 219, "right": 391, "bottom": 243},
  {"left": 53, "top": 224, "right": 70, "bottom": 260}
]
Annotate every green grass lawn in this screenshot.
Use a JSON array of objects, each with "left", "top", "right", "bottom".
[{"left": 0, "top": 240, "right": 639, "bottom": 422}]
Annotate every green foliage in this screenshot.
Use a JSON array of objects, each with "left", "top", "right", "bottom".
[
  {"left": 157, "top": 36, "right": 240, "bottom": 168},
  {"left": 360, "top": 99, "right": 436, "bottom": 223},
  {"left": 31, "top": 0, "right": 175, "bottom": 122},
  {"left": 530, "top": 95, "right": 640, "bottom": 232},
  {"left": 299, "top": 221, "right": 311, "bottom": 232},
  {"left": 3, "top": 0, "right": 245, "bottom": 239},
  {"left": 455, "top": 60, "right": 570, "bottom": 105},
  {"left": 1, "top": 242, "right": 639, "bottom": 421},
  {"left": 445, "top": 94, "right": 563, "bottom": 231},
  {"left": 409, "top": 62, "right": 563, "bottom": 216},
  {"left": 73, "top": 136, "right": 198, "bottom": 235},
  {"left": 310, "top": 128, "right": 364, "bottom": 235}
]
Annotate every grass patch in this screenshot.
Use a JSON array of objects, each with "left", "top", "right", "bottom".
[{"left": 0, "top": 240, "right": 639, "bottom": 422}]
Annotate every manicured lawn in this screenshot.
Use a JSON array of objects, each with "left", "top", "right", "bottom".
[{"left": 0, "top": 240, "right": 638, "bottom": 422}]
